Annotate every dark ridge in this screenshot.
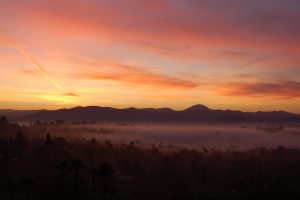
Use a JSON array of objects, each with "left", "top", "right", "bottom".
[{"left": 13, "top": 104, "right": 300, "bottom": 123}]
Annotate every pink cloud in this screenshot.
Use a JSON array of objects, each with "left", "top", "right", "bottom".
[
  {"left": 216, "top": 81, "right": 300, "bottom": 99},
  {"left": 1, "top": 0, "right": 299, "bottom": 64},
  {"left": 70, "top": 58, "right": 198, "bottom": 89}
]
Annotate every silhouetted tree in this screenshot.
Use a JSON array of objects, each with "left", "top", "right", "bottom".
[
  {"left": 22, "top": 177, "right": 34, "bottom": 200},
  {"left": 70, "top": 159, "right": 86, "bottom": 199},
  {"left": 99, "top": 162, "right": 114, "bottom": 200},
  {"left": 35, "top": 120, "right": 42, "bottom": 125},
  {"left": 56, "top": 120, "right": 65, "bottom": 125},
  {"left": 44, "top": 133, "right": 54, "bottom": 147},
  {"left": 15, "top": 131, "right": 27, "bottom": 152},
  {"left": 89, "top": 167, "right": 100, "bottom": 200},
  {"left": 6, "top": 178, "right": 17, "bottom": 200},
  {"left": 56, "top": 161, "right": 69, "bottom": 200},
  {"left": 0, "top": 116, "right": 7, "bottom": 124}
]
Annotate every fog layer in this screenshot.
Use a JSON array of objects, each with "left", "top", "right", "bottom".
[{"left": 26, "top": 123, "right": 300, "bottom": 150}]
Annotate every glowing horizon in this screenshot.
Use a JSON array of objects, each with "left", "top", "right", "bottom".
[{"left": 1, "top": 1, "right": 300, "bottom": 113}]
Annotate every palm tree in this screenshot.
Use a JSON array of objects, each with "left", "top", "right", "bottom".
[
  {"left": 99, "top": 162, "right": 114, "bottom": 200},
  {"left": 70, "top": 159, "right": 86, "bottom": 199},
  {"left": 56, "top": 161, "right": 69, "bottom": 200},
  {"left": 6, "top": 178, "right": 17, "bottom": 200},
  {"left": 0, "top": 116, "right": 7, "bottom": 124},
  {"left": 15, "top": 131, "right": 27, "bottom": 151},
  {"left": 22, "top": 177, "right": 34, "bottom": 200},
  {"left": 89, "top": 167, "right": 100, "bottom": 200},
  {"left": 44, "top": 133, "right": 54, "bottom": 147}
]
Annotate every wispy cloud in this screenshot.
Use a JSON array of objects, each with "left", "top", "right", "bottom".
[
  {"left": 62, "top": 92, "right": 80, "bottom": 97},
  {"left": 216, "top": 81, "right": 300, "bottom": 99},
  {"left": 71, "top": 58, "right": 198, "bottom": 89}
]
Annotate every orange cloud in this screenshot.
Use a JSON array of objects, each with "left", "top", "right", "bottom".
[
  {"left": 62, "top": 92, "right": 80, "bottom": 97},
  {"left": 216, "top": 81, "right": 300, "bottom": 99},
  {"left": 19, "top": 69, "right": 38, "bottom": 75},
  {"left": 138, "top": 94, "right": 201, "bottom": 100},
  {"left": 70, "top": 58, "right": 198, "bottom": 89}
]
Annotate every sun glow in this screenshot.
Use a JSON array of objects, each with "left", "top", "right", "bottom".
[{"left": 38, "top": 93, "right": 79, "bottom": 104}]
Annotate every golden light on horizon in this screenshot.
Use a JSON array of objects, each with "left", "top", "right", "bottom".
[{"left": 37, "top": 93, "right": 79, "bottom": 104}]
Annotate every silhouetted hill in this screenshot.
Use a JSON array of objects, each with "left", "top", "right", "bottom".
[
  {"left": 0, "top": 109, "right": 42, "bottom": 121},
  {"left": 183, "top": 104, "right": 210, "bottom": 112},
  {"left": 16, "top": 105, "right": 300, "bottom": 123}
]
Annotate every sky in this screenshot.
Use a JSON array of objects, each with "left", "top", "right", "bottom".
[{"left": 0, "top": 0, "right": 300, "bottom": 112}]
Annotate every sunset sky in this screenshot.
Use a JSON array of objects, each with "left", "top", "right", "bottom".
[{"left": 1, "top": 0, "right": 300, "bottom": 112}]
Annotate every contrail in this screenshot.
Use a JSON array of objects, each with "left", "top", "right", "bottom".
[
  {"left": 11, "top": 44, "right": 63, "bottom": 91},
  {"left": 0, "top": 31, "right": 82, "bottom": 97},
  {"left": 0, "top": 31, "right": 63, "bottom": 91},
  {"left": 233, "top": 54, "right": 271, "bottom": 69}
]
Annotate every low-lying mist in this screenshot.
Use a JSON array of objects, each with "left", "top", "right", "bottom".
[{"left": 24, "top": 123, "right": 300, "bottom": 150}]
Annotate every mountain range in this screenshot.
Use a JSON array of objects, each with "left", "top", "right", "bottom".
[{"left": 1, "top": 104, "right": 300, "bottom": 123}]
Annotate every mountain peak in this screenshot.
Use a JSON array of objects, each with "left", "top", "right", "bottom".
[{"left": 183, "top": 104, "right": 210, "bottom": 112}]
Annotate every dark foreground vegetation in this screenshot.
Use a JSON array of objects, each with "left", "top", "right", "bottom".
[{"left": 1, "top": 116, "right": 300, "bottom": 200}]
